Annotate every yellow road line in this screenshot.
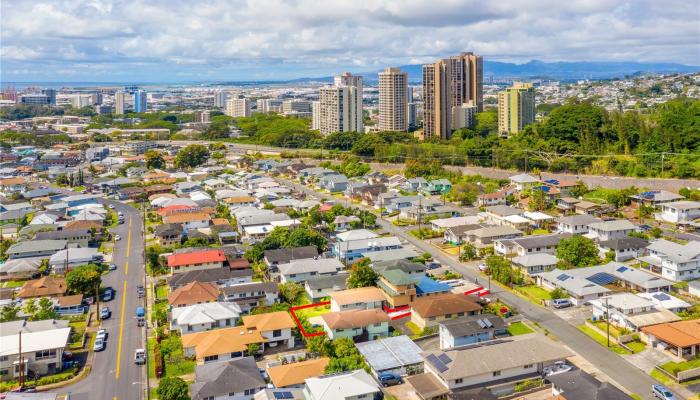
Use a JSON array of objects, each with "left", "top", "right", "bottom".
[
  {"left": 115, "top": 279, "right": 127, "bottom": 380},
  {"left": 125, "top": 218, "right": 133, "bottom": 275}
]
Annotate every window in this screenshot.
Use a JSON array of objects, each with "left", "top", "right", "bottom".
[
  {"left": 0, "top": 369, "right": 7, "bottom": 376},
  {"left": 204, "top": 355, "right": 219, "bottom": 362},
  {"left": 357, "top": 395, "right": 368, "bottom": 399},
  {"left": 231, "top": 352, "right": 242, "bottom": 358},
  {"left": 35, "top": 349, "right": 57, "bottom": 360},
  {"left": 524, "top": 364, "right": 533, "bottom": 369},
  {"left": 444, "top": 314, "right": 452, "bottom": 319},
  {"left": 244, "top": 388, "right": 256, "bottom": 395},
  {"left": 455, "top": 378, "right": 463, "bottom": 384},
  {"left": 429, "top": 316, "right": 436, "bottom": 321},
  {"left": 493, "top": 370, "right": 501, "bottom": 376},
  {"left": 272, "top": 329, "right": 282, "bottom": 338},
  {"left": 0, "top": 356, "right": 7, "bottom": 362}
]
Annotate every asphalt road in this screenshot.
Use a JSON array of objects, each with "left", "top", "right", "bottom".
[
  {"left": 63, "top": 199, "right": 147, "bottom": 400},
  {"left": 280, "top": 178, "right": 684, "bottom": 400}
]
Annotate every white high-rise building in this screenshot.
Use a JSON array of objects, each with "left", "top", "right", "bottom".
[
  {"left": 313, "top": 72, "right": 363, "bottom": 136},
  {"left": 281, "top": 100, "right": 312, "bottom": 114},
  {"left": 378, "top": 67, "right": 408, "bottom": 131},
  {"left": 312, "top": 101, "right": 321, "bottom": 131},
  {"left": 71, "top": 95, "right": 92, "bottom": 108},
  {"left": 257, "top": 98, "right": 283, "bottom": 113},
  {"left": 114, "top": 91, "right": 126, "bottom": 115},
  {"left": 225, "top": 98, "right": 252, "bottom": 118},
  {"left": 452, "top": 102, "right": 478, "bottom": 130},
  {"left": 214, "top": 91, "right": 228, "bottom": 108}
]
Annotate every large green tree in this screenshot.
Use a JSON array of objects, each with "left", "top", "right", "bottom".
[
  {"left": 346, "top": 258, "right": 378, "bottom": 288},
  {"left": 174, "top": 144, "right": 209, "bottom": 169},
  {"left": 145, "top": 150, "right": 166, "bottom": 170},
  {"left": 66, "top": 264, "right": 102, "bottom": 295},
  {"left": 157, "top": 376, "right": 190, "bottom": 400},
  {"left": 555, "top": 236, "right": 601, "bottom": 268}
]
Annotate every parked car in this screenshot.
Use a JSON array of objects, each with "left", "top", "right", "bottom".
[
  {"left": 544, "top": 361, "right": 573, "bottom": 376},
  {"left": 652, "top": 384, "right": 676, "bottom": 400},
  {"left": 96, "top": 329, "right": 107, "bottom": 342},
  {"left": 114, "top": 235, "right": 121, "bottom": 241},
  {"left": 137, "top": 285, "right": 145, "bottom": 298},
  {"left": 426, "top": 261, "right": 441, "bottom": 270},
  {"left": 552, "top": 298, "right": 572, "bottom": 309},
  {"left": 378, "top": 372, "right": 402, "bottom": 387},
  {"left": 103, "top": 287, "right": 114, "bottom": 301},
  {"left": 100, "top": 307, "right": 111, "bottom": 320},
  {"left": 93, "top": 338, "right": 106, "bottom": 352},
  {"left": 478, "top": 263, "right": 488, "bottom": 272},
  {"left": 108, "top": 204, "right": 115, "bottom": 209},
  {"left": 108, "top": 263, "right": 117, "bottom": 271},
  {"left": 134, "top": 349, "right": 146, "bottom": 365}
]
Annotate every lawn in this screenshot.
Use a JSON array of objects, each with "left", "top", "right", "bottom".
[
  {"left": 590, "top": 320, "right": 631, "bottom": 339},
  {"left": 160, "top": 334, "right": 196, "bottom": 378},
  {"left": 650, "top": 368, "right": 676, "bottom": 387},
  {"left": 295, "top": 304, "right": 330, "bottom": 320},
  {"left": 660, "top": 358, "right": 700, "bottom": 376},
  {"left": 68, "top": 320, "right": 87, "bottom": 349},
  {"left": 147, "top": 337, "right": 156, "bottom": 379},
  {"left": 530, "top": 229, "right": 550, "bottom": 235},
  {"left": 507, "top": 321, "right": 534, "bottom": 336},
  {"left": 515, "top": 285, "right": 552, "bottom": 304},
  {"left": 578, "top": 325, "right": 630, "bottom": 355},
  {"left": 155, "top": 284, "right": 168, "bottom": 300},
  {"left": 625, "top": 340, "right": 647, "bottom": 354},
  {"left": 405, "top": 321, "right": 423, "bottom": 337},
  {"left": 0, "top": 280, "right": 25, "bottom": 288}
]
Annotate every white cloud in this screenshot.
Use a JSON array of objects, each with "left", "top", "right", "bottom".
[{"left": 0, "top": 0, "right": 697, "bottom": 81}]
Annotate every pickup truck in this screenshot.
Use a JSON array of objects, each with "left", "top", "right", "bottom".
[{"left": 134, "top": 349, "right": 146, "bottom": 365}]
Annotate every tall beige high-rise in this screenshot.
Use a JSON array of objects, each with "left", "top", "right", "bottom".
[
  {"left": 114, "top": 91, "right": 126, "bottom": 115},
  {"left": 378, "top": 67, "right": 408, "bottom": 132},
  {"left": 422, "top": 52, "right": 483, "bottom": 139},
  {"left": 225, "top": 98, "right": 252, "bottom": 118},
  {"left": 314, "top": 72, "right": 363, "bottom": 135},
  {"left": 498, "top": 82, "right": 535, "bottom": 136}
]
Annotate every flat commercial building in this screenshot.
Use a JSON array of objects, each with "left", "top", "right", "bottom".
[
  {"left": 422, "top": 52, "right": 483, "bottom": 139},
  {"left": 225, "top": 98, "right": 252, "bottom": 118},
  {"left": 378, "top": 67, "right": 408, "bottom": 132},
  {"left": 498, "top": 82, "right": 535, "bottom": 136}
]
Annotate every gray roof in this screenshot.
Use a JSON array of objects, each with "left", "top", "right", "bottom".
[
  {"left": 446, "top": 224, "right": 484, "bottom": 236},
  {"left": 0, "top": 319, "right": 70, "bottom": 337},
  {"left": 153, "top": 223, "right": 184, "bottom": 237},
  {"left": 305, "top": 274, "right": 348, "bottom": 290},
  {"left": 662, "top": 200, "right": 700, "bottom": 210},
  {"left": 263, "top": 245, "right": 318, "bottom": 263},
  {"left": 510, "top": 233, "right": 572, "bottom": 249},
  {"left": 440, "top": 314, "right": 506, "bottom": 337},
  {"left": 467, "top": 225, "right": 523, "bottom": 238},
  {"left": 588, "top": 219, "right": 637, "bottom": 232},
  {"left": 363, "top": 248, "right": 420, "bottom": 262},
  {"left": 557, "top": 214, "right": 601, "bottom": 226},
  {"left": 598, "top": 237, "right": 649, "bottom": 251},
  {"left": 546, "top": 370, "right": 632, "bottom": 400},
  {"left": 356, "top": 335, "right": 424, "bottom": 372},
  {"left": 35, "top": 229, "right": 90, "bottom": 241},
  {"left": 647, "top": 239, "right": 700, "bottom": 263},
  {"left": 373, "top": 259, "right": 426, "bottom": 274},
  {"left": 238, "top": 213, "right": 289, "bottom": 227},
  {"left": 190, "top": 357, "right": 264, "bottom": 399},
  {"left": 512, "top": 253, "right": 559, "bottom": 267},
  {"left": 7, "top": 239, "right": 67, "bottom": 255},
  {"left": 166, "top": 268, "right": 252, "bottom": 288},
  {"left": 423, "top": 336, "right": 571, "bottom": 380},
  {"left": 220, "top": 281, "right": 278, "bottom": 295},
  {"left": 278, "top": 258, "right": 343, "bottom": 275}
]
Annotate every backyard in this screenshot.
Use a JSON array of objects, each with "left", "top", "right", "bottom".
[
  {"left": 514, "top": 285, "right": 552, "bottom": 304},
  {"left": 507, "top": 321, "right": 534, "bottom": 336}
]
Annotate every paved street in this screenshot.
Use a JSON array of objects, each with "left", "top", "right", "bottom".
[
  {"left": 62, "top": 199, "right": 147, "bottom": 400},
  {"left": 280, "top": 178, "right": 686, "bottom": 400}
]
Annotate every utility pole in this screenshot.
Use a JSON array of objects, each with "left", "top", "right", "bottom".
[
  {"left": 417, "top": 195, "right": 422, "bottom": 234},
  {"left": 604, "top": 297, "right": 610, "bottom": 347},
  {"left": 95, "top": 283, "right": 100, "bottom": 322},
  {"left": 660, "top": 152, "right": 665, "bottom": 177},
  {"left": 18, "top": 330, "right": 23, "bottom": 389}
]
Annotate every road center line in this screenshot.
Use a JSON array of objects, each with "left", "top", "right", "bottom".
[
  {"left": 125, "top": 218, "right": 133, "bottom": 275},
  {"left": 115, "top": 279, "right": 127, "bottom": 380}
]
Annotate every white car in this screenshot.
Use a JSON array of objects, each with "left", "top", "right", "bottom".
[
  {"left": 544, "top": 361, "right": 573, "bottom": 376},
  {"left": 114, "top": 235, "right": 121, "bottom": 241},
  {"left": 96, "top": 329, "right": 107, "bottom": 342},
  {"left": 93, "top": 338, "right": 106, "bottom": 352},
  {"left": 108, "top": 204, "right": 115, "bottom": 209},
  {"left": 478, "top": 263, "right": 488, "bottom": 272}
]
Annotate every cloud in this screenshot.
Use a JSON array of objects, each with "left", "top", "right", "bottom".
[{"left": 1, "top": 0, "right": 697, "bottom": 81}]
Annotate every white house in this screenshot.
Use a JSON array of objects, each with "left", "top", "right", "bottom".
[
  {"left": 640, "top": 239, "right": 700, "bottom": 281},
  {"left": 303, "top": 369, "right": 381, "bottom": 400},
  {"left": 657, "top": 201, "right": 700, "bottom": 224},
  {"left": 0, "top": 327, "right": 71, "bottom": 381},
  {"left": 586, "top": 220, "right": 637, "bottom": 241},
  {"left": 170, "top": 302, "right": 241, "bottom": 334},
  {"left": 590, "top": 292, "right": 681, "bottom": 331},
  {"left": 556, "top": 214, "right": 601, "bottom": 235},
  {"left": 278, "top": 258, "right": 344, "bottom": 284}
]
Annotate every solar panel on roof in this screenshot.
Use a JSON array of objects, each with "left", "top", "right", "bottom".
[
  {"left": 274, "top": 392, "right": 294, "bottom": 400},
  {"left": 653, "top": 293, "right": 671, "bottom": 301},
  {"left": 426, "top": 354, "right": 448, "bottom": 373},
  {"left": 438, "top": 353, "right": 452, "bottom": 364},
  {"left": 477, "top": 319, "right": 487, "bottom": 328},
  {"left": 587, "top": 272, "right": 618, "bottom": 286},
  {"left": 557, "top": 274, "right": 570, "bottom": 281},
  {"left": 616, "top": 266, "right": 629, "bottom": 273},
  {"left": 483, "top": 318, "right": 493, "bottom": 328}
]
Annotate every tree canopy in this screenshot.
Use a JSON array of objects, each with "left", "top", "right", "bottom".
[
  {"left": 66, "top": 264, "right": 102, "bottom": 295},
  {"left": 555, "top": 235, "right": 601, "bottom": 268},
  {"left": 175, "top": 144, "right": 209, "bottom": 169},
  {"left": 346, "top": 258, "right": 378, "bottom": 288}
]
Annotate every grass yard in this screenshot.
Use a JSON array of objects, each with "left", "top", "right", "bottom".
[
  {"left": 68, "top": 319, "right": 87, "bottom": 349},
  {"left": 515, "top": 285, "right": 552, "bottom": 304},
  {"left": 625, "top": 340, "right": 647, "bottom": 354},
  {"left": 155, "top": 284, "right": 169, "bottom": 300},
  {"left": 660, "top": 358, "right": 700, "bottom": 376},
  {"left": 578, "top": 325, "right": 630, "bottom": 355},
  {"left": 650, "top": 368, "right": 676, "bottom": 387},
  {"left": 147, "top": 337, "right": 156, "bottom": 379},
  {"left": 590, "top": 320, "right": 631, "bottom": 339},
  {"left": 160, "top": 334, "right": 196, "bottom": 378},
  {"left": 0, "top": 280, "right": 26, "bottom": 288},
  {"left": 530, "top": 229, "right": 550, "bottom": 235},
  {"left": 295, "top": 304, "right": 330, "bottom": 320},
  {"left": 507, "top": 321, "right": 534, "bottom": 336}
]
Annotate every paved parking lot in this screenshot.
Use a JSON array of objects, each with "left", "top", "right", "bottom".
[{"left": 552, "top": 305, "right": 591, "bottom": 325}]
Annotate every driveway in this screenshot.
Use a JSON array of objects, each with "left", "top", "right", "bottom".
[{"left": 624, "top": 348, "right": 675, "bottom": 374}]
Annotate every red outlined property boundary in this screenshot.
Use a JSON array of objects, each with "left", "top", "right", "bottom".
[{"left": 289, "top": 301, "right": 331, "bottom": 338}]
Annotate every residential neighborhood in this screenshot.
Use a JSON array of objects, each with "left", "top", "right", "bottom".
[{"left": 0, "top": 141, "right": 698, "bottom": 400}]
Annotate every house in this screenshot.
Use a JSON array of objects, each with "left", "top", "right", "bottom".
[
  {"left": 483, "top": 205, "right": 523, "bottom": 225},
  {"left": 54, "top": 294, "right": 85, "bottom": 315},
  {"left": 318, "top": 174, "right": 349, "bottom": 193},
  {"left": 183, "top": 327, "right": 264, "bottom": 364},
  {"left": 410, "top": 294, "right": 482, "bottom": 330},
  {"left": 443, "top": 224, "right": 483, "bottom": 245},
  {"left": 586, "top": 220, "right": 637, "bottom": 241},
  {"left": 637, "top": 291, "right": 691, "bottom": 313},
  {"left": 363, "top": 247, "right": 420, "bottom": 263},
  {"left": 430, "top": 216, "right": 482, "bottom": 232},
  {"left": 16, "top": 276, "right": 67, "bottom": 299},
  {"left": 376, "top": 267, "right": 420, "bottom": 308},
  {"left": 597, "top": 237, "right": 649, "bottom": 262},
  {"left": 422, "top": 179, "right": 452, "bottom": 195},
  {"left": 329, "top": 287, "right": 385, "bottom": 311},
  {"left": 162, "top": 212, "right": 211, "bottom": 233},
  {"left": 357, "top": 184, "right": 387, "bottom": 206},
  {"left": 7, "top": 240, "right": 67, "bottom": 259},
  {"left": 263, "top": 246, "right": 319, "bottom": 269},
  {"left": 333, "top": 215, "right": 360, "bottom": 232},
  {"left": 320, "top": 308, "right": 390, "bottom": 340},
  {"left": 421, "top": 336, "right": 571, "bottom": 392},
  {"left": 639, "top": 239, "right": 700, "bottom": 281},
  {"left": 154, "top": 223, "right": 184, "bottom": 247},
  {"left": 438, "top": 314, "right": 506, "bottom": 350},
  {"left": 556, "top": 214, "right": 601, "bottom": 234},
  {"left": 541, "top": 179, "right": 578, "bottom": 196},
  {"left": 34, "top": 229, "right": 92, "bottom": 247},
  {"left": 335, "top": 229, "right": 378, "bottom": 242},
  {"left": 170, "top": 302, "right": 241, "bottom": 334},
  {"left": 304, "top": 274, "right": 348, "bottom": 302},
  {"left": 477, "top": 191, "right": 507, "bottom": 207},
  {"left": 538, "top": 262, "right": 673, "bottom": 305},
  {"left": 574, "top": 200, "right": 603, "bottom": 215},
  {"left": 167, "top": 249, "right": 226, "bottom": 274},
  {"left": 511, "top": 253, "right": 559, "bottom": 276},
  {"left": 641, "top": 319, "right": 700, "bottom": 360},
  {"left": 241, "top": 311, "right": 296, "bottom": 349},
  {"left": 48, "top": 248, "right": 102, "bottom": 274},
  {"left": 590, "top": 292, "right": 681, "bottom": 331},
  {"left": 254, "top": 388, "right": 305, "bottom": 400},
  {"left": 278, "top": 258, "right": 344, "bottom": 284},
  {"left": 356, "top": 335, "right": 424, "bottom": 377},
  {"left": 404, "top": 177, "right": 428, "bottom": 192},
  {"left": 190, "top": 357, "right": 266, "bottom": 400},
  {"left": 657, "top": 200, "right": 700, "bottom": 224},
  {"left": 405, "top": 372, "right": 451, "bottom": 400},
  {"left": 494, "top": 233, "right": 571, "bottom": 257},
  {"left": 303, "top": 369, "right": 381, "bottom": 400},
  {"left": 220, "top": 282, "right": 279, "bottom": 313},
  {"left": 0, "top": 258, "right": 42, "bottom": 281},
  {"left": 630, "top": 190, "right": 685, "bottom": 207},
  {"left": 0, "top": 327, "right": 71, "bottom": 381},
  {"left": 266, "top": 358, "right": 330, "bottom": 388},
  {"left": 333, "top": 236, "right": 402, "bottom": 264},
  {"left": 0, "top": 202, "right": 33, "bottom": 214},
  {"left": 689, "top": 280, "right": 700, "bottom": 298},
  {"left": 556, "top": 197, "right": 581, "bottom": 212},
  {"left": 547, "top": 369, "right": 632, "bottom": 400},
  {"left": 168, "top": 281, "right": 220, "bottom": 308},
  {"left": 509, "top": 173, "right": 538, "bottom": 191},
  {"left": 462, "top": 225, "right": 523, "bottom": 247},
  {"left": 416, "top": 276, "right": 452, "bottom": 298},
  {"left": 167, "top": 268, "right": 252, "bottom": 290}
]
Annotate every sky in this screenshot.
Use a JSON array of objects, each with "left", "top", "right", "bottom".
[{"left": 1, "top": 0, "right": 699, "bottom": 83}]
